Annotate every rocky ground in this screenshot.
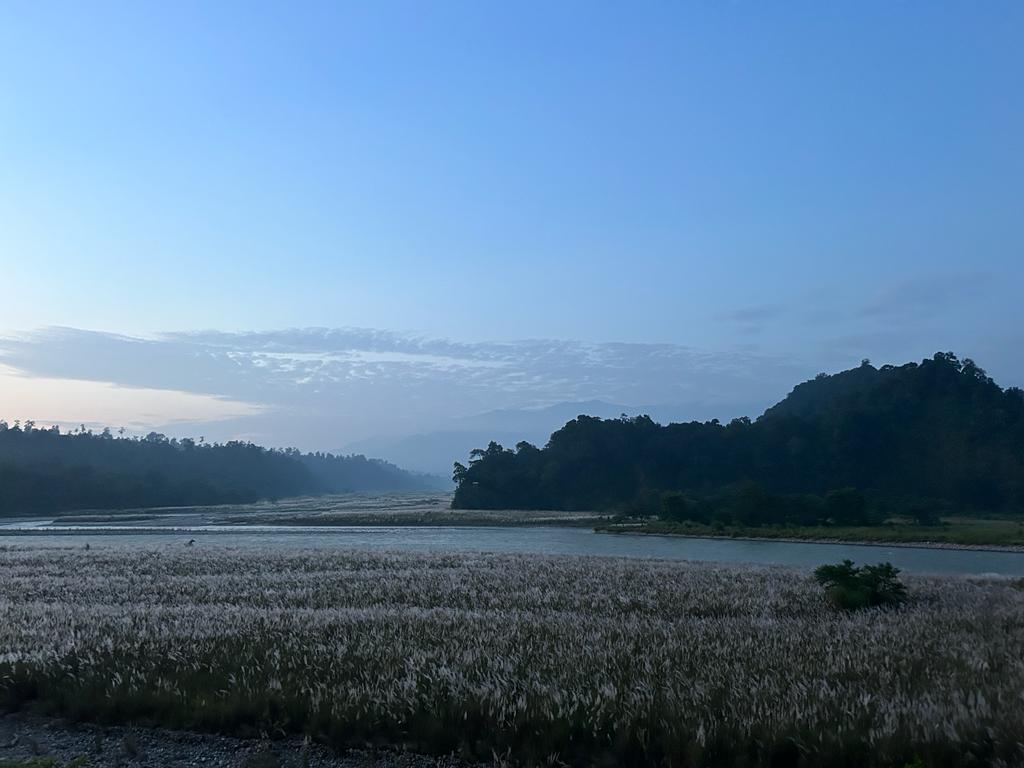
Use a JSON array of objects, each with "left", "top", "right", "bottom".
[{"left": 0, "top": 715, "right": 476, "bottom": 768}]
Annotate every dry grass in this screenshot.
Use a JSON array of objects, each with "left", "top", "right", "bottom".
[{"left": 1, "top": 546, "right": 1022, "bottom": 766}]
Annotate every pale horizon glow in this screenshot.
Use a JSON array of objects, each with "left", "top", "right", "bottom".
[{"left": 0, "top": 363, "right": 264, "bottom": 433}]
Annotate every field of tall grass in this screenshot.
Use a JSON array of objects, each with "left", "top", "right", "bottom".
[{"left": 1, "top": 545, "right": 1022, "bottom": 767}]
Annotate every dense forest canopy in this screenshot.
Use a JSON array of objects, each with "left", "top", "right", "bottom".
[
  {"left": 0, "top": 424, "right": 437, "bottom": 515},
  {"left": 452, "top": 353, "right": 1024, "bottom": 520}
]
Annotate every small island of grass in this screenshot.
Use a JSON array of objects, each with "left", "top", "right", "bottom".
[{"left": 598, "top": 515, "right": 1024, "bottom": 549}]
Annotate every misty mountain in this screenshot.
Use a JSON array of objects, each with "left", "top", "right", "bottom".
[{"left": 342, "top": 401, "right": 704, "bottom": 476}]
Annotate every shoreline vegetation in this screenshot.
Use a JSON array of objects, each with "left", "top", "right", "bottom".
[
  {"left": 596, "top": 518, "right": 1024, "bottom": 551},
  {"left": 2, "top": 546, "right": 1023, "bottom": 767}
]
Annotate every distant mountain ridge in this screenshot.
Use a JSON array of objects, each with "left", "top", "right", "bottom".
[{"left": 452, "top": 353, "right": 1024, "bottom": 513}]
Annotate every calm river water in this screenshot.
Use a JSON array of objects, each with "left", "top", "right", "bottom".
[{"left": 3, "top": 520, "right": 1023, "bottom": 575}]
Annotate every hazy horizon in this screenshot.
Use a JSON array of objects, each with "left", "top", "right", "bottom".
[{"left": 2, "top": 326, "right": 1020, "bottom": 462}]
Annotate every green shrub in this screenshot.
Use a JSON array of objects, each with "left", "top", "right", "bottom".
[
  {"left": 814, "top": 560, "right": 908, "bottom": 611},
  {"left": 660, "top": 491, "right": 689, "bottom": 521}
]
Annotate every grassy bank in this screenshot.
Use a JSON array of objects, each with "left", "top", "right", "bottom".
[
  {"left": 598, "top": 516, "right": 1024, "bottom": 548},
  {"left": 2, "top": 547, "right": 1023, "bottom": 766},
  {"left": 38, "top": 493, "right": 607, "bottom": 529},
  {"left": 220, "top": 508, "right": 606, "bottom": 527}
]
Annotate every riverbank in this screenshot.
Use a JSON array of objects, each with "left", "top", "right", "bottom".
[
  {"left": 596, "top": 517, "right": 1024, "bottom": 551},
  {"left": 220, "top": 510, "right": 605, "bottom": 527},
  {"left": 16, "top": 493, "right": 608, "bottom": 530}
]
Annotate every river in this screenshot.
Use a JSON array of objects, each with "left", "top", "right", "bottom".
[{"left": 3, "top": 516, "right": 1023, "bottom": 575}]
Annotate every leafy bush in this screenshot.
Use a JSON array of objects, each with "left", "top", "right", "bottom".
[
  {"left": 907, "top": 498, "right": 946, "bottom": 526},
  {"left": 660, "top": 491, "right": 689, "bottom": 521},
  {"left": 814, "top": 559, "right": 908, "bottom": 610}
]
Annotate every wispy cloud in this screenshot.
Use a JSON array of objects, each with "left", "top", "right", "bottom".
[
  {"left": 0, "top": 327, "right": 806, "bottom": 449},
  {"left": 717, "top": 305, "right": 785, "bottom": 335},
  {"left": 720, "top": 305, "right": 784, "bottom": 324},
  {"left": 859, "top": 272, "right": 992, "bottom": 320}
]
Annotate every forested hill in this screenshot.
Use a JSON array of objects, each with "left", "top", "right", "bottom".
[
  {"left": 0, "top": 425, "right": 438, "bottom": 514},
  {"left": 452, "top": 353, "right": 1024, "bottom": 517}
]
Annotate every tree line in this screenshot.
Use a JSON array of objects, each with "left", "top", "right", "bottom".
[
  {"left": 0, "top": 424, "right": 435, "bottom": 515},
  {"left": 452, "top": 353, "right": 1024, "bottom": 523}
]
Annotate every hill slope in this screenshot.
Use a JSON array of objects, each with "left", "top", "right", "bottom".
[{"left": 452, "top": 353, "right": 1024, "bottom": 515}]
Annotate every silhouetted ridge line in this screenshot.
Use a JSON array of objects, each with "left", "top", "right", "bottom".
[{"left": 452, "top": 353, "right": 1024, "bottom": 518}]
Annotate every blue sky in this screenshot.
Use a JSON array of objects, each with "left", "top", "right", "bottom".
[{"left": 1, "top": 2, "right": 1022, "bottom": 452}]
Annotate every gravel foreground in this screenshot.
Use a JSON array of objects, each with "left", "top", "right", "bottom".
[{"left": 0, "top": 714, "right": 475, "bottom": 768}]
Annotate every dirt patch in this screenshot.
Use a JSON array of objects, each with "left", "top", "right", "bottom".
[{"left": 0, "top": 714, "right": 474, "bottom": 768}]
